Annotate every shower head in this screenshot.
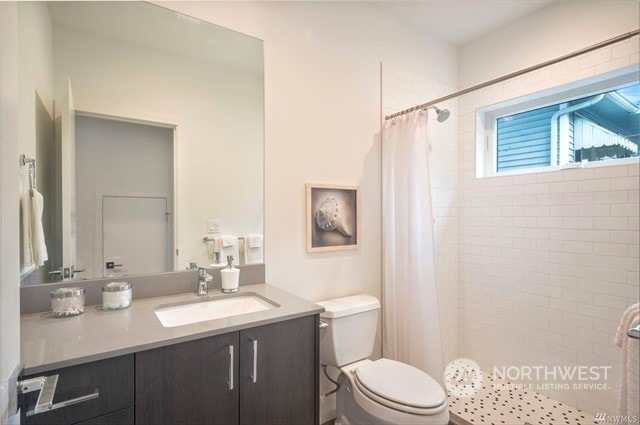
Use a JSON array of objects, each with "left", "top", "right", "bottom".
[{"left": 430, "top": 106, "right": 450, "bottom": 123}]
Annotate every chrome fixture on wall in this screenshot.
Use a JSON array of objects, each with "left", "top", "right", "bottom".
[{"left": 427, "top": 106, "right": 450, "bottom": 123}]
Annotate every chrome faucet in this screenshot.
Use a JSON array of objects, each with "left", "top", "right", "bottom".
[
  {"left": 197, "top": 267, "right": 212, "bottom": 297},
  {"left": 48, "top": 266, "right": 86, "bottom": 280}
]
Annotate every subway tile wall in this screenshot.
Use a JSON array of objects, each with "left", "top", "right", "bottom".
[
  {"left": 382, "top": 64, "right": 460, "bottom": 365},
  {"left": 458, "top": 36, "right": 639, "bottom": 416},
  {"left": 383, "top": 34, "right": 639, "bottom": 416}
]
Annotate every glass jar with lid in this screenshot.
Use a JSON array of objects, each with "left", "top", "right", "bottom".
[
  {"left": 102, "top": 282, "right": 132, "bottom": 310},
  {"left": 50, "top": 287, "right": 85, "bottom": 317}
]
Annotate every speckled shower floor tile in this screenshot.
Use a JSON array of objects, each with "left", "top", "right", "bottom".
[{"left": 447, "top": 373, "right": 596, "bottom": 425}]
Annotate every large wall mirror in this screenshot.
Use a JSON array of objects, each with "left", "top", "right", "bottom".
[{"left": 18, "top": 2, "right": 264, "bottom": 285}]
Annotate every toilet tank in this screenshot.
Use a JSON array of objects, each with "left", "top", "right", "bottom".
[{"left": 316, "top": 294, "right": 380, "bottom": 367}]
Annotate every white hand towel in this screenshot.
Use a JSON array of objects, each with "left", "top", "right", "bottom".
[
  {"left": 19, "top": 189, "right": 48, "bottom": 274},
  {"left": 220, "top": 235, "right": 239, "bottom": 266},
  {"left": 205, "top": 235, "right": 222, "bottom": 257},
  {"left": 31, "top": 189, "right": 48, "bottom": 266},
  {"left": 243, "top": 234, "right": 263, "bottom": 264},
  {"left": 615, "top": 303, "right": 639, "bottom": 418},
  {"left": 20, "top": 191, "right": 35, "bottom": 274}
]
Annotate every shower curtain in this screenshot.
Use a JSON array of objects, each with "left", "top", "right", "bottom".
[{"left": 382, "top": 109, "right": 445, "bottom": 384}]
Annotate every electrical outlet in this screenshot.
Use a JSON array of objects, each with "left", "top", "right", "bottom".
[{"left": 207, "top": 220, "right": 220, "bottom": 234}]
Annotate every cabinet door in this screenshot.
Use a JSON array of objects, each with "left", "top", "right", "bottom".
[
  {"left": 239, "top": 315, "right": 319, "bottom": 425},
  {"left": 136, "top": 332, "right": 239, "bottom": 424}
]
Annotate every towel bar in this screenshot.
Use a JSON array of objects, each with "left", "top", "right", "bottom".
[
  {"left": 203, "top": 236, "right": 245, "bottom": 243},
  {"left": 19, "top": 154, "right": 37, "bottom": 196},
  {"left": 628, "top": 323, "right": 640, "bottom": 340}
]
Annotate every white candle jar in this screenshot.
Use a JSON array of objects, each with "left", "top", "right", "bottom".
[
  {"left": 102, "top": 282, "right": 132, "bottom": 310},
  {"left": 51, "top": 287, "right": 86, "bottom": 317}
]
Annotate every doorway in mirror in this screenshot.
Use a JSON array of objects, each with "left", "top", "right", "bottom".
[{"left": 75, "top": 115, "right": 175, "bottom": 280}]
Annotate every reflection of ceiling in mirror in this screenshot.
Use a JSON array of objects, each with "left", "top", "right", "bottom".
[{"left": 47, "top": 1, "right": 263, "bottom": 76}]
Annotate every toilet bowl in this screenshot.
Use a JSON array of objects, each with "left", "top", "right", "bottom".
[{"left": 317, "top": 294, "right": 449, "bottom": 425}]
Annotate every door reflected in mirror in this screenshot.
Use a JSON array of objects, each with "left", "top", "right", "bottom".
[{"left": 17, "top": 2, "right": 264, "bottom": 285}]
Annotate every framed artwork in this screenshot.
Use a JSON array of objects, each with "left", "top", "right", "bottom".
[{"left": 306, "top": 183, "right": 359, "bottom": 252}]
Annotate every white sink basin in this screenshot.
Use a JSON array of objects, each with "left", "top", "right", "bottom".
[{"left": 154, "top": 293, "right": 278, "bottom": 328}]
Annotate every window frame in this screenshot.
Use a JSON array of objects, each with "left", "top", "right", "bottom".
[{"left": 476, "top": 66, "right": 640, "bottom": 179}]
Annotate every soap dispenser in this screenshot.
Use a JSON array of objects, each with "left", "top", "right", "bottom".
[{"left": 221, "top": 255, "right": 240, "bottom": 293}]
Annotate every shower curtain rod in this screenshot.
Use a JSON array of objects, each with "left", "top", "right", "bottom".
[{"left": 384, "top": 29, "right": 640, "bottom": 121}]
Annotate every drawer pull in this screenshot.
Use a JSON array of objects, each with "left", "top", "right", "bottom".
[
  {"left": 26, "top": 389, "right": 99, "bottom": 417},
  {"left": 227, "top": 345, "right": 234, "bottom": 390},
  {"left": 250, "top": 338, "right": 258, "bottom": 383}
]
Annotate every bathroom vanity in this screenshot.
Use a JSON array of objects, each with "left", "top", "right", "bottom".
[{"left": 20, "top": 284, "right": 322, "bottom": 425}]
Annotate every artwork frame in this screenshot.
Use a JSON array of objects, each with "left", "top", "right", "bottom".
[{"left": 306, "top": 183, "right": 359, "bottom": 253}]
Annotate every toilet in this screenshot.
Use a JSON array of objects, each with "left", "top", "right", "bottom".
[{"left": 317, "top": 294, "right": 449, "bottom": 425}]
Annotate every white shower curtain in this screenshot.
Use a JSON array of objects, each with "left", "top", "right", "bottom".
[{"left": 382, "top": 109, "right": 445, "bottom": 384}]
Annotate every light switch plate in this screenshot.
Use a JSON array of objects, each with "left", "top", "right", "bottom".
[{"left": 207, "top": 220, "right": 220, "bottom": 234}]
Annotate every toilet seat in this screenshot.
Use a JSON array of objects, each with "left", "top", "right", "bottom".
[{"left": 353, "top": 359, "right": 446, "bottom": 415}]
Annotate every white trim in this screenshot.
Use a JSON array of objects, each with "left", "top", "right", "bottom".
[
  {"left": 482, "top": 157, "right": 639, "bottom": 180},
  {"left": 476, "top": 65, "right": 640, "bottom": 179}
]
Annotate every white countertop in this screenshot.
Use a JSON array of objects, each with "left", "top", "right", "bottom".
[{"left": 21, "top": 283, "right": 323, "bottom": 375}]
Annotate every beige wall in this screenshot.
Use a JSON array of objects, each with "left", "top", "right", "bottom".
[
  {"left": 1, "top": 2, "right": 21, "bottom": 423},
  {"left": 458, "top": 0, "right": 639, "bottom": 87},
  {"left": 16, "top": 2, "right": 54, "bottom": 193},
  {"left": 157, "top": 1, "right": 458, "bottom": 303}
]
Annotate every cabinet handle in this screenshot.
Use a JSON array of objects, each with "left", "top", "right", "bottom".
[
  {"left": 250, "top": 338, "right": 258, "bottom": 383},
  {"left": 227, "top": 345, "right": 234, "bottom": 390},
  {"left": 26, "top": 389, "right": 100, "bottom": 417}
]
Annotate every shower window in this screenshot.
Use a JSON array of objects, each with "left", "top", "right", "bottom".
[{"left": 477, "top": 68, "right": 640, "bottom": 177}]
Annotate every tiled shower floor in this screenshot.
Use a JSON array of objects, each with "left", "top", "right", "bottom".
[{"left": 447, "top": 374, "right": 596, "bottom": 425}]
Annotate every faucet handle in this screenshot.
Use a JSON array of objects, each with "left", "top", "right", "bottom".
[{"left": 198, "top": 267, "right": 213, "bottom": 282}]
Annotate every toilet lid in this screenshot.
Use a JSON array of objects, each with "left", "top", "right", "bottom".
[{"left": 354, "top": 359, "right": 446, "bottom": 409}]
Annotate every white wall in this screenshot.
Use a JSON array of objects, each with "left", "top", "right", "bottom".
[
  {"left": 157, "top": 0, "right": 457, "bottom": 301},
  {"left": 17, "top": 1, "right": 54, "bottom": 164},
  {"left": 52, "top": 24, "right": 263, "bottom": 270},
  {"left": 16, "top": 2, "right": 56, "bottom": 283},
  {"left": 1, "top": 2, "right": 21, "bottom": 423},
  {"left": 456, "top": 2, "right": 639, "bottom": 415},
  {"left": 459, "top": 0, "right": 640, "bottom": 87}
]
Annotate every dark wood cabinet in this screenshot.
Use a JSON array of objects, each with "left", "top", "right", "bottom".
[
  {"left": 76, "top": 408, "right": 134, "bottom": 425},
  {"left": 239, "top": 315, "right": 318, "bottom": 425},
  {"left": 136, "top": 315, "right": 319, "bottom": 425},
  {"left": 135, "top": 331, "right": 240, "bottom": 424},
  {"left": 21, "top": 355, "right": 134, "bottom": 425},
  {"left": 21, "top": 314, "right": 318, "bottom": 425}
]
